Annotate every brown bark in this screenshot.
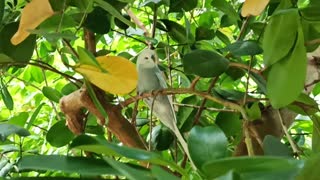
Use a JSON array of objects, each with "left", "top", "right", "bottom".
[{"left": 60, "top": 88, "right": 147, "bottom": 150}]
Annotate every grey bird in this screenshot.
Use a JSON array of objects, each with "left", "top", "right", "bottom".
[{"left": 136, "top": 48, "right": 195, "bottom": 168}]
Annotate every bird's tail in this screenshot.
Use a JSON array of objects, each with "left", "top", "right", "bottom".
[{"left": 173, "top": 126, "right": 196, "bottom": 170}]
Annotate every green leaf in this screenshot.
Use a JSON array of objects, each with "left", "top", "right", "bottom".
[
  {"left": 195, "top": 26, "right": 215, "bottom": 41},
  {"left": 114, "top": 14, "right": 130, "bottom": 30},
  {"left": 300, "top": 5, "right": 320, "bottom": 22},
  {"left": 85, "top": 125, "right": 105, "bottom": 135},
  {"left": 263, "top": 135, "right": 292, "bottom": 156},
  {"left": 215, "top": 112, "right": 241, "bottom": 137},
  {"left": 0, "top": 0, "right": 4, "bottom": 24},
  {"left": 159, "top": 19, "right": 195, "bottom": 44},
  {"left": 39, "top": 14, "right": 78, "bottom": 31},
  {"left": 0, "top": 54, "right": 13, "bottom": 63},
  {"left": 83, "top": 7, "right": 111, "bottom": 34},
  {"left": 182, "top": 49, "right": 229, "bottom": 77},
  {"left": 267, "top": 26, "right": 307, "bottom": 108},
  {"left": 311, "top": 114, "right": 320, "bottom": 152},
  {"left": 68, "top": 0, "right": 94, "bottom": 13},
  {"left": 202, "top": 156, "right": 303, "bottom": 179},
  {"left": 77, "top": 46, "right": 100, "bottom": 67},
  {"left": 94, "top": 0, "right": 134, "bottom": 28},
  {"left": 46, "top": 120, "right": 75, "bottom": 147},
  {"left": 245, "top": 102, "right": 261, "bottom": 121},
  {"left": 213, "top": 88, "right": 245, "bottom": 101},
  {"left": 288, "top": 93, "right": 319, "bottom": 115},
  {"left": 302, "top": 20, "right": 320, "bottom": 52},
  {"left": 263, "top": 9, "right": 299, "bottom": 66},
  {"left": 29, "top": 30, "right": 77, "bottom": 42},
  {"left": 223, "top": 40, "right": 263, "bottom": 56},
  {"left": 215, "top": 170, "right": 240, "bottom": 180},
  {"left": 0, "top": 22, "right": 36, "bottom": 63},
  {"left": 61, "top": 83, "right": 79, "bottom": 95},
  {"left": 296, "top": 153, "right": 320, "bottom": 180},
  {"left": 70, "top": 135, "right": 186, "bottom": 175},
  {"left": 103, "top": 157, "right": 152, "bottom": 180},
  {"left": 0, "top": 123, "right": 30, "bottom": 141},
  {"left": 154, "top": 126, "right": 174, "bottom": 151},
  {"left": 177, "top": 95, "right": 199, "bottom": 128},
  {"left": 151, "top": 165, "right": 180, "bottom": 180},
  {"left": 169, "top": 0, "right": 197, "bottom": 12},
  {"left": 18, "top": 155, "right": 120, "bottom": 176},
  {"left": 0, "top": 79, "right": 13, "bottom": 110},
  {"left": 26, "top": 103, "right": 45, "bottom": 130},
  {"left": 8, "top": 112, "right": 29, "bottom": 127},
  {"left": 42, "top": 87, "right": 63, "bottom": 103},
  {"left": 216, "top": 30, "right": 231, "bottom": 45},
  {"left": 211, "top": 0, "right": 239, "bottom": 25},
  {"left": 188, "top": 126, "right": 228, "bottom": 170}
]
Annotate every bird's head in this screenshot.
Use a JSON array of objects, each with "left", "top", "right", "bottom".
[{"left": 137, "top": 48, "right": 158, "bottom": 69}]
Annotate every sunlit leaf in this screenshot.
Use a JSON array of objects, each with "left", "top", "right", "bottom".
[
  {"left": 70, "top": 135, "right": 186, "bottom": 175},
  {"left": 0, "top": 79, "right": 13, "bottom": 110},
  {"left": 75, "top": 56, "right": 138, "bottom": 95},
  {"left": 18, "top": 155, "right": 120, "bottom": 176},
  {"left": 42, "top": 87, "right": 63, "bottom": 103},
  {"left": 103, "top": 157, "right": 152, "bottom": 180},
  {"left": 241, "top": 0, "right": 270, "bottom": 17},
  {"left": 11, "top": 0, "right": 55, "bottom": 45},
  {"left": 263, "top": 4, "right": 299, "bottom": 66},
  {"left": 267, "top": 26, "right": 306, "bottom": 108},
  {"left": 202, "top": 156, "right": 303, "bottom": 179}
]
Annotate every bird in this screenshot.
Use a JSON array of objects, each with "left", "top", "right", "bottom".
[{"left": 136, "top": 48, "right": 195, "bottom": 168}]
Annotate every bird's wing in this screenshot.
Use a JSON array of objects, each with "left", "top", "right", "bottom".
[
  {"left": 154, "top": 66, "right": 177, "bottom": 122},
  {"left": 154, "top": 67, "right": 168, "bottom": 89}
]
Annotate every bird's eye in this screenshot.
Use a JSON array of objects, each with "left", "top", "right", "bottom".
[
  {"left": 144, "top": 57, "right": 149, "bottom": 60},
  {"left": 150, "top": 54, "right": 155, "bottom": 62}
]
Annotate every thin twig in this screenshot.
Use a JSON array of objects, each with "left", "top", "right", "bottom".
[
  {"left": 62, "top": 38, "right": 79, "bottom": 58},
  {"left": 229, "top": 62, "right": 261, "bottom": 75},
  {"left": 244, "top": 120, "right": 254, "bottom": 156},
  {"left": 242, "top": 56, "right": 253, "bottom": 105},
  {"left": 189, "top": 76, "right": 200, "bottom": 90},
  {"left": 111, "top": 29, "right": 148, "bottom": 45},
  {"left": 121, "top": 88, "right": 249, "bottom": 121},
  {"left": 236, "top": 16, "right": 251, "bottom": 41},
  {"left": 173, "top": 103, "right": 236, "bottom": 112},
  {"left": 0, "top": 62, "right": 81, "bottom": 84},
  {"left": 126, "top": 8, "right": 150, "bottom": 37},
  {"left": 305, "top": 38, "right": 320, "bottom": 46},
  {"left": 151, "top": 4, "right": 158, "bottom": 39},
  {"left": 276, "top": 110, "right": 301, "bottom": 156},
  {"left": 131, "top": 99, "right": 139, "bottom": 126},
  {"left": 193, "top": 77, "right": 218, "bottom": 125}
]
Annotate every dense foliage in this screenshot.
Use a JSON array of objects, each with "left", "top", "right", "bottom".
[{"left": 0, "top": 0, "right": 320, "bottom": 179}]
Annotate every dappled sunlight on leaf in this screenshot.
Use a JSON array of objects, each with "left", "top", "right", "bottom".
[
  {"left": 11, "top": 0, "right": 54, "bottom": 45},
  {"left": 75, "top": 56, "right": 138, "bottom": 95}
]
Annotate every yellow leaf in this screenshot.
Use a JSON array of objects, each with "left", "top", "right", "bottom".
[
  {"left": 11, "top": 0, "right": 54, "bottom": 45},
  {"left": 76, "top": 56, "right": 138, "bottom": 95},
  {"left": 241, "top": 0, "right": 270, "bottom": 17}
]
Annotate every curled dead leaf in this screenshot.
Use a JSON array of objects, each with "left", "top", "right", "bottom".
[{"left": 11, "top": 0, "right": 54, "bottom": 45}]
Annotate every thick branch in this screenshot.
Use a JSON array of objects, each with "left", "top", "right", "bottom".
[{"left": 60, "top": 88, "right": 147, "bottom": 149}]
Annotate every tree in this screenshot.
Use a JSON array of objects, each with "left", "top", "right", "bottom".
[{"left": 0, "top": 0, "right": 320, "bottom": 179}]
